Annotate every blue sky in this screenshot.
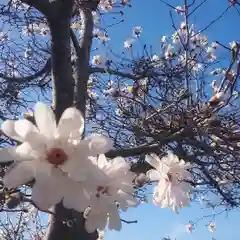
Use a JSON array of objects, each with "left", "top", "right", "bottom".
[{"left": 102, "top": 0, "right": 240, "bottom": 239}]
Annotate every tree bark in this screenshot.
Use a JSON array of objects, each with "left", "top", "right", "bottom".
[
  {"left": 48, "top": 13, "right": 74, "bottom": 119},
  {"left": 46, "top": 204, "right": 98, "bottom": 240},
  {"left": 45, "top": 2, "right": 97, "bottom": 240},
  {"left": 72, "top": 9, "right": 93, "bottom": 118}
]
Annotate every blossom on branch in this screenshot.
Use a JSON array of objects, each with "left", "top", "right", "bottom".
[
  {"left": 85, "top": 154, "right": 138, "bottom": 232},
  {"left": 146, "top": 152, "right": 192, "bottom": 213},
  {"left": 0, "top": 102, "right": 113, "bottom": 208}
]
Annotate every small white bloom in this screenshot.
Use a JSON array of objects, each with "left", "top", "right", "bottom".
[
  {"left": 208, "top": 222, "right": 216, "bottom": 232},
  {"left": 98, "top": 34, "right": 110, "bottom": 44},
  {"left": 132, "top": 26, "right": 143, "bottom": 37},
  {"left": 151, "top": 55, "right": 159, "bottom": 61},
  {"left": 161, "top": 36, "right": 168, "bottom": 43},
  {"left": 206, "top": 47, "right": 216, "bottom": 61},
  {"left": 99, "top": 0, "right": 115, "bottom": 11},
  {"left": 22, "top": 26, "right": 33, "bottom": 36},
  {"left": 192, "top": 63, "right": 203, "bottom": 72},
  {"left": 24, "top": 47, "right": 33, "bottom": 59},
  {"left": 186, "top": 223, "right": 193, "bottom": 233},
  {"left": 198, "top": 35, "right": 208, "bottom": 46},
  {"left": 210, "top": 68, "right": 222, "bottom": 75},
  {"left": 39, "top": 24, "right": 49, "bottom": 36},
  {"left": 11, "top": 0, "right": 28, "bottom": 9},
  {"left": 92, "top": 55, "right": 106, "bottom": 65},
  {"left": 115, "top": 108, "right": 123, "bottom": 116},
  {"left": 211, "top": 41, "right": 218, "bottom": 49},
  {"left": 93, "top": 28, "right": 101, "bottom": 38},
  {"left": 88, "top": 89, "right": 98, "bottom": 99},
  {"left": 124, "top": 39, "right": 134, "bottom": 49},
  {"left": 165, "top": 44, "right": 174, "bottom": 60},
  {"left": 172, "top": 32, "right": 180, "bottom": 44},
  {"left": 175, "top": 6, "right": 184, "bottom": 14},
  {"left": 146, "top": 152, "right": 192, "bottom": 213},
  {"left": 210, "top": 80, "right": 219, "bottom": 93},
  {"left": 92, "top": 11, "right": 101, "bottom": 24},
  {"left": 230, "top": 41, "right": 237, "bottom": 49},
  {"left": 180, "top": 22, "right": 187, "bottom": 30}
]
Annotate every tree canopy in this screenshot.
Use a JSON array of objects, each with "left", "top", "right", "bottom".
[{"left": 0, "top": 0, "right": 239, "bottom": 239}]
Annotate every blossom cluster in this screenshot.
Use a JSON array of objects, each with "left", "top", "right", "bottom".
[{"left": 0, "top": 102, "right": 192, "bottom": 233}]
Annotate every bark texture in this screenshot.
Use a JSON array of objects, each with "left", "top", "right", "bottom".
[{"left": 45, "top": 1, "right": 98, "bottom": 240}]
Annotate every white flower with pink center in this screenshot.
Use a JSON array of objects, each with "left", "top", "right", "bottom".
[
  {"left": 146, "top": 152, "right": 192, "bottom": 213},
  {"left": 0, "top": 102, "right": 113, "bottom": 209},
  {"left": 84, "top": 154, "right": 138, "bottom": 233}
]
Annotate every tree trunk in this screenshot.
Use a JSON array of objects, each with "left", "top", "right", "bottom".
[
  {"left": 72, "top": 9, "right": 93, "bottom": 118},
  {"left": 46, "top": 204, "right": 98, "bottom": 240},
  {"left": 49, "top": 16, "right": 74, "bottom": 119},
  {"left": 45, "top": 4, "right": 97, "bottom": 240}
]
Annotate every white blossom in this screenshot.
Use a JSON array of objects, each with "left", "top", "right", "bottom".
[
  {"left": 10, "top": 0, "right": 28, "bottom": 9},
  {"left": 98, "top": 34, "right": 110, "bottom": 44},
  {"left": 92, "top": 55, "right": 107, "bottom": 65},
  {"left": 146, "top": 152, "right": 192, "bottom": 213},
  {"left": 230, "top": 41, "right": 238, "bottom": 50},
  {"left": 206, "top": 47, "right": 217, "bottom": 61},
  {"left": 99, "top": 0, "right": 116, "bottom": 11},
  {"left": 0, "top": 102, "right": 113, "bottom": 191},
  {"left": 92, "top": 11, "right": 101, "bottom": 24},
  {"left": 124, "top": 39, "right": 134, "bottom": 49},
  {"left": 208, "top": 222, "right": 216, "bottom": 232},
  {"left": 186, "top": 223, "right": 193, "bottom": 233},
  {"left": 175, "top": 6, "right": 184, "bottom": 14},
  {"left": 161, "top": 36, "right": 168, "bottom": 43},
  {"left": 165, "top": 44, "right": 174, "bottom": 60},
  {"left": 84, "top": 154, "right": 138, "bottom": 232},
  {"left": 24, "top": 47, "right": 33, "bottom": 59},
  {"left": 132, "top": 26, "right": 143, "bottom": 37}
]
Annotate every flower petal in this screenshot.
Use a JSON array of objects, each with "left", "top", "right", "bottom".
[
  {"left": 95, "top": 213, "right": 108, "bottom": 231},
  {"left": 117, "top": 190, "right": 138, "bottom": 207},
  {"left": 97, "top": 154, "right": 108, "bottom": 169},
  {"left": 111, "top": 157, "right": 130, "bottom": 172},
  {"left": 0, "top": 147, "right": 19, "bottom": 162},
  {"left": 146, "top": 169, "right": 161, "bottom": 181},
  {"left": 85, "top": 214, "right": 99, "bottom": 233},
  {"left": 57, "top": 107, "right": 84, "bottom": 140},
  {"left": 145, "top": 154, "right": 159, "bottom": 169},
  {"left": 62, "top": 183, "right": 89, "bottom": 212},
  {"left": 2, "top": 120, "right": 22, "bottom": 142},
  {"left": 59, "top": 155, "right": 88, "bottom": 182},
  {"left": 108, "top": 206, "right": 121, "bottom": 231},
  {"left": 60, "top": 145, "right": 106, "bottom": 182},
  {"left": 34, "top": 161, "right": 53, "bottom": 182},
  {"left": 32, "top": 168, "right": 63, "bottom": 209},
  {"left": 87, "top": 135, "right": 113, "bottom": 156},
  {"left": 14, "top": 120, "right": 45, "bottom": 148},
  {"left": 34, "top": 102, "right": 56, "bottom": 139},
  {"left": 3, "top": 161, "right": 34, "bottom": 188},
  {"left": 15, "top": 142, "right": 38, "bottom": 161}
]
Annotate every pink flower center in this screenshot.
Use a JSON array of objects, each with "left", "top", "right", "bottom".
[
  {"left": 46, "top": 148, "right": 68, "bottom": 166},
  {"left": 166, "top": 172, "right": 173, "bottom": 182},
  {"left": 96, "top": 185, "right": 110, "bottom": 198}
]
